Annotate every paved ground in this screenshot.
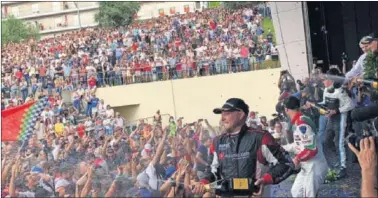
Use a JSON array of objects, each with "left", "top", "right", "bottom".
[{"left": 271, "top": 162, "right": 361, "bottom": 197}]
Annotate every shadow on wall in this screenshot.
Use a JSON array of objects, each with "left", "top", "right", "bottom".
[{"left": 114, "top": 104, "right": 140, "bottom": 124}]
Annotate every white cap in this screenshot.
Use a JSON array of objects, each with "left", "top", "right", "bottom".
[{"left": 144, "top": 143, "right": 152, "bottom": 152}]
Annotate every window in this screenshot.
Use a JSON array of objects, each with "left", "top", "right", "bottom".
[
  {"left": 11, "top": 6, "right": 19, "bottom": 17},
  {"left": 32, "top": 4, "right": 39, "bottom": 13},
  {"left": 53, "top": 2, "right": 61, "bottom": 12},
  {"left": 2, "top": 6, "right": 8, "bottom": 18}
]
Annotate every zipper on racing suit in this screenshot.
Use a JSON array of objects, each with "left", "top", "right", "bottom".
[{"left": 235, "top": 127, "right": 247, "bottom": 178}]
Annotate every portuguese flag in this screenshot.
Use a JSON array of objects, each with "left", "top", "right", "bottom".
[{"left": 1, "top": 97, "right": 48, "bottom": 142}]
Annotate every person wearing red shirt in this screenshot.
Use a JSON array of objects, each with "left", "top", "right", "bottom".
[
  {"left": 175, "top": 38, "right": 181, "bottom": 47},
  {"left": 48, "top": 96, "right": 55, "bottom": 108},
  {"left": 15, "top": 69, "right": 23, "bottom": 79},
  {"left": 133, "top": 61, "right": 141, "bottom": 83},
  {"left": 49, "top": 46, "right": 55, "bottom": 53},
  {"left": 143, "top": 60, "right": 152, "bottom": 82},
  {"left": 209, "top": 20, "right": 216, "bottom": 30},
  {"left": 77, "top": 123, "right": 86, "bottom": 138},
  {"left": 132, "top": 42, "right": 138, "bottom": 52},
  {"left": 39, "top": 65, "right": 47, "bottom": 85},
  {"left": 82, "top": 54, "right": 89, "bottom": 65},
  {"left": 88, "top": 76, "right": 97, "bottom": 89},
  {"left": 240, "top": 44, "right": 250, "bottom": 71}
]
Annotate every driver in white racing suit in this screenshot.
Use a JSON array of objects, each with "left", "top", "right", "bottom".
[{"left": 282, "top": 96, "right": 328, "bottom": 197}]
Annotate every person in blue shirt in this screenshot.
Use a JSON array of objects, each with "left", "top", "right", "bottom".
[
  {"left": 292, "top": 91, "right": 301, "bottom": 99},
  {"left": 90, "top": 93, "right": 100, "bottom": 118},
  {"left": 115, "top": 46, "right": 123, "bottom": 62},
  {"left": 110, "top": 42, "right": 117, "bottom": 51}
]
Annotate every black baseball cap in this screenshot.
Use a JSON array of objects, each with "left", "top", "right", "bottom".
[
  {"left": 213, "top": 98, "right": 249, "bottom": 115},
  {"left": 283, "top": 96, "right": 300, "bottom": 110}
]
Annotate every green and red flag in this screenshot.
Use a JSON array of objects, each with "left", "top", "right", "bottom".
[{"left": 1, "top": 97, "right": 48, "bottom": 142}]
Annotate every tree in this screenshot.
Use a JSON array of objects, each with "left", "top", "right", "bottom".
[
  {"left": 363, "top": 52, "right": 378, "bottom": 80},
  {"left": 1, "top": 15, "right": 40, "bottom": 45},
  {"left": 95, "top": 2, "right": 141, "bottom": 28},
  {"left": 223, "top": 2, "right": 262, "bottom": 10},
  {"left": 208, "top": 2, "right": 221, "bottom": 8}
]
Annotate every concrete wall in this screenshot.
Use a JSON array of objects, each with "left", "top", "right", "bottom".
[
  {"left": 269, "top": 2, "right": 310, "bottom": 81},
  {"left": 3, "top": 2, "right": 98, "bottom": 38},
  {"left": 96, "top": 69, "right": 281, "bottom": 126},
  {"left": 5, "top": 2, "right": 98, "bottom": 18},
  {"left": 137, "top": 2, "right": 198, "bottom": 20}
]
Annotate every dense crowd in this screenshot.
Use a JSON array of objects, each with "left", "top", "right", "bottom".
[
  {"left": 2, "top": 65, "right": 377, "bottom": 197},
  {"left": 1, "top": 6, "right": 278, "bottom": 106},
  {"left": 2, "top": 5, "right": 378, "bottom": 198}
]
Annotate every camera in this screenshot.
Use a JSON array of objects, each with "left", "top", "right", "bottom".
[
  {"left": 349, "top": 102, "right": 378, "bottom": 151},
  {"left": 346, "top": 133, "right": 378, "bottom": 152},
  {"left": 275, "top": 101, "right": 285, "bottom": 114}
]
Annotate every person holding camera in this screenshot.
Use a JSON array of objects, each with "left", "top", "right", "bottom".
[
  {"left": 348, "top": 137, "right": 377, "bottom": 197},
  {"left": 282, "top": 96, "right": 328, "bottom": 197},
  {"left": 192, "top": 98, "right": 294, "bottom": 197}
]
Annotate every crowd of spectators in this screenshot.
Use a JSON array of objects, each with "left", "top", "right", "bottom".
[
  {"left": 0, "top": 6, "right": 283, "bottom": 197},
  {"left": 1, "top": 6, "right": 278, "bottom": 107},
  {"left": 1, "top": 65, "right": 377, "bottom": 197}
]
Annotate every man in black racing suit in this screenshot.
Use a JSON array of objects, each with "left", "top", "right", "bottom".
[{"left": 192, "top": 98, "right": 295, "bottom": 197}]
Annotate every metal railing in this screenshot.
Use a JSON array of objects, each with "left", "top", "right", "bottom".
[{"left": 2, "top": 57, "right": 280, "bottom": 97}]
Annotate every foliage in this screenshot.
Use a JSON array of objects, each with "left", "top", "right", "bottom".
[
  {"left": 262, "top": 18, "right": 276, "bottom": 43},
  {"left": 223, "top": 2, "right": 262, "bottom": 10},
  {"left": 324, "top": 169, "right": 338, "bottom": 184},
  {"left": 1, "top": 15, "right": 40, "bottom": 45},
  {"left": 363, "top": 51, "right": 378, "bottom": 80},
  {"left": 95, "top": 2, "right": 141, "bottom": 28},
  {"left": 208, "top": 2, "right": 221, "bottom": 8}
]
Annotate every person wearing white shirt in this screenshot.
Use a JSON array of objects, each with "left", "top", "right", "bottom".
[
  {"left": 251, "top": 22, "right": 258, "bottom": 34},
  {"left": 115, "top": 112, "right": 125, "bottom": 128},
  {"left": 345, "top": 36, "right": 371, "bottom": 80},
  {"left": 225, "top": 44, "right": 232, "bottom": 59},
  {"left": 106, "top": 105, "right": 114, "bottom": 118},
  {"left": 97, "top": 99, "right": 107, "bottom": 118},
  {"left": 195, "top": 46, "right": 204, "bottom": 58},
  {"left": 232, "top": 46, "right": 240, "bottom": 73}
]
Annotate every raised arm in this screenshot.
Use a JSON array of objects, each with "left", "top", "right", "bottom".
[{"left": 151, "top": 126, "right": 169, "bottom": 166}]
